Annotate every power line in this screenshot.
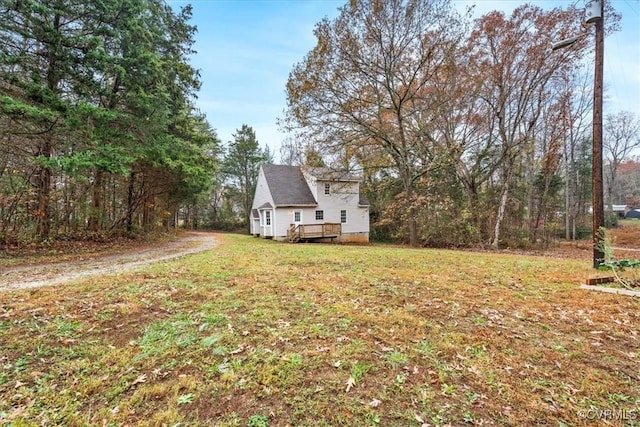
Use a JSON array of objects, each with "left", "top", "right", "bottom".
[{"left": 622, "top": 0, "right": 640, "bottom": 17}]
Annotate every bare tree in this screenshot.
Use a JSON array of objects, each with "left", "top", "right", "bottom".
[
  {"left": 603, "top": 111, "right": 640, "bottom": 210},
  {"left": 282, "top": 0, "right": 467, "bottom": 246},
  {"left": 278, "top": 136, "right": 306, "bottom": 166},
  {"left": 467, "top": 4, "right": 587, "bottom": 247},
  {"left": 556, "top": 69, "right": 593, "bottom": 240}
]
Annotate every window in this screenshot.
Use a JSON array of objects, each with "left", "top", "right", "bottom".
[
  {"left": 315, "top": 210, "right": 324, "bottom": 220},
  {"left": 265, "top": 211, "right": 271, "bottom": 226},
  {"left": 324, "top": 183, "right": 330, "bottom": 195},
  {"left": 340, "top": 210, "right": 347, "bottom": 224},
  {"left": 294, "top": 211, "right": 301, "bottom": 222}
]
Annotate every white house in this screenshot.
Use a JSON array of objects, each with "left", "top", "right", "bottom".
[{"left": 250, "top": 164, "right": 370, "bottom": 243}]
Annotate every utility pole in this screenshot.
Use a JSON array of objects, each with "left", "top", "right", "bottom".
[
  {"left": 552, "top": 0, "right": 605, "bottom": 268},
  {"left": 592, "top": 0, "right": 605, "bottom": 268}
]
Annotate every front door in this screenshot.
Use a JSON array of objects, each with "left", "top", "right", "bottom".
[
  {"left": 293, "top": 210, "right": 302, "bottom": 225},
  {"left": 264, "top": 210, "right": 272, "bottom": 236}
]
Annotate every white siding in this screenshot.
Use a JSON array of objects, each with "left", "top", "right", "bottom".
[
  {"left": 251, "top": 167, "right": 275, "bottom": 236},
  {"left": 313, "top": 180, "right": 368, "bottom": 235},
  {"left": 273, "top": 208, "right": 293, "bottom": 238}
]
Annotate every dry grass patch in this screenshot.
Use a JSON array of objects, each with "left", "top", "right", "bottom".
[{"left": 1, "top": 234, "right": 638, "bottom": 426}]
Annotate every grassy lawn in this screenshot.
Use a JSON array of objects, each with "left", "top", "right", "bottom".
[{"left": 1, "top": 234, "right": 638, "bottom": 426}]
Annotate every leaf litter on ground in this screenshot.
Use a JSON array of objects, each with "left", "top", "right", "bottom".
[{"left": 0, "top": 232, "right": 638, "bottom": 426}]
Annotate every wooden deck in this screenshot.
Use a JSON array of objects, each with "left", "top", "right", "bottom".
[{"left": 287, "top": 223, "right": 341, "bottom": 242}]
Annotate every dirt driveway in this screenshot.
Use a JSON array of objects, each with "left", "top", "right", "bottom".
[{"left": 0, "top": 232, "right": 217, "bottom": 292}]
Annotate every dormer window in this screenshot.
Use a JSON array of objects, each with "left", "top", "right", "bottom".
[{"left": 324, "top": 183, "right": 331, "bottom": 195}]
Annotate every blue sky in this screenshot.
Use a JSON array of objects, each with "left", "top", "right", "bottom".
[{"left": 169, "top": 0, "right": 640, "bottom": 158}]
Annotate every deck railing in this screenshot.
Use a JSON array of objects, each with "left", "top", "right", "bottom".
[{"left": 287, "top": 223, "right": 341, "bottom": 242}]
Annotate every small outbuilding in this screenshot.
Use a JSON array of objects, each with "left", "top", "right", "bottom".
[
  {"left": 250, "top": 164, "right": 370, "bottom": 243},
  {"left": 625, "top": 209, "right": 640, "bottom": 219}
]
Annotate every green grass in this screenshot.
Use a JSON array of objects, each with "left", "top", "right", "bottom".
[{"left": 1, "top": 233, "right": 639, "bottom": 426}]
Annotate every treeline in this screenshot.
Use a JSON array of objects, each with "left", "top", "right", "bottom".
[
  {"left": 3, "top": 0, "right": 638, "bottom": 249},
  {"left": 0, "top": 0, "right": 217, "bottom": 244},
  {"left": 183, "top": 124, "right": 273, "bottom": 232},
  {"left": 282, "top": 0, "right": 640, "bottom": 248}
]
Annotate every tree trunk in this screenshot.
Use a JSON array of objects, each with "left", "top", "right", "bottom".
[
  {"left": 35, "top": 138, "right": 52, "bottom": 241},
  {"left": 193, "top": 206, "right": 199, "bottom": 230},
  {"left": 491, "top": 182, "right": 509, "bottom": 248},
  {"left": 527, "top": 179, "right": 536, "bottom": 243},
  {"left": 606, "top": 167, "right": 615, "bottom": 215},
  {"left": 88, "top": 169, "right": 103, "bottom": 232},
  {"left": 491, "top": 165, "right": 512, "bottom": 249},
  {"left": 408, "top": 216, "right": 418, "bottom": 247},
  {"left": 35, "top": 9, "right": 64, "bottom": 241},
  {"left": 126, "top": 171, "right": 136, "bottom": 234},
  {"left": 404, "top": 175, "right": 419, "bottom": 247},
  {"left": 183, "top": 206, "right": 190, "bottom": 229},
  {"left": 564, "top": 176, "right": 570, "bottom": 240},
  {"left": 143, "top": 194, "right": 153, "bottom": 231}
]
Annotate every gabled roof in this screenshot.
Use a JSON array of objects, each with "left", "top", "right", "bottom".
[
  {"left": 262, "top": 164, "right": 317, "bottom": 207},
  {"left": 304, "top": 167, "right": 361, "bottom": 182}
]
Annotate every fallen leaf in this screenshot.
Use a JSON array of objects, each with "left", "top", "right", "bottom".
[
  {"left": 345, "top": 376, "right": 355, "bottom": 393},
  {"left": 131, "top": 374, "right": 147, "bottom": 386},
  {"left": 369, "top": 398, "right": 381, "bottom": 407},
  {"left": 230, "top": 346, "right": 245, "bottom": 355},
  {"left": 375, "top": 341, "right": 393, "bottom": 352}
]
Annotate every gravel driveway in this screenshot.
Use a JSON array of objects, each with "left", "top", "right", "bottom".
[{"left": 0, "top": 232, "right": 217, "bottom": 292}]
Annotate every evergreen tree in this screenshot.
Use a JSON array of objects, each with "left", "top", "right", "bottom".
[
  {"left": 0, "top": 0, "right": 218, "bottom": 242},
  {"left": 223, "top": 125, "right": 271, "bottom": 227}
]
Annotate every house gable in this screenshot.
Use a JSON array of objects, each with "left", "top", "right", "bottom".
[
  {"left": 302, "top": 166, "right": 366, "bottom": 207},
  {"left": 262, "top": 164, "right": 317, "bottom": 207}
]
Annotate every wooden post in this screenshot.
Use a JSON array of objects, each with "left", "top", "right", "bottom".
[{"left": 592, "top": 0, "right": 605, "bottom": 268}]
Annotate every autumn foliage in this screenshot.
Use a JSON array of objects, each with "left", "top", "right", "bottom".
[{"left": 283, "top": 0, "right": 627, "bottom": 249}]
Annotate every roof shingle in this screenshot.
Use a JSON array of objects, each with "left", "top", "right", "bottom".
[{"left": 262, "top": 164, "right": 317, "bottom": 206}]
